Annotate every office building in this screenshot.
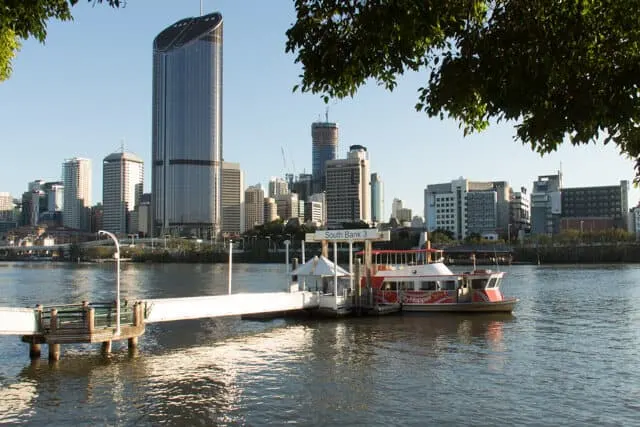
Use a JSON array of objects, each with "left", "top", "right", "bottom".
[
  {"left": 102, "top": 152, "right": 144, "bottom": 235},
  {"left": 325, "top": 145, "right": 371, "bottom": 229},
  {"left": 304, "top": 200, "right": 323, "bottom": 225},
  {"left": 63, "top": 157, "right": 92, "bottom": 231},
  {"left": 137, "top": 193, "right": 152, "bottom": 237},
  {"left": 530, "top": 173, "right": 562, "bottom": 235},
  {"left": 370, "top": 173, "right": 384, "bottom": 224},
  {"left": 244, "top": 185, "right": 265, "bottom": 231},
  {"left": 465, "top": 191, "right": 497, "bottom": 235},
  {"left": 309, "top": 192, "right": 326, "bottom": 225},
  {"left": 560, "top": 180, "right": 629, "bottom": 231},
  {"left": 221, "top": 162, "right": 244, "bottom": 235},
  {"left": 152, "top": 12, "right": 223, "bottom": 237},
  {"left": 312, "top": 119, "right": 338, "bottom": 192},
  {"left": 424, "top": 178, "right": 511, "bottom": 239}
]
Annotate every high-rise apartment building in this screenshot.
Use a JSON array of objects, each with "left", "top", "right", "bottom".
[
  {"left": 312, "top": 119, "right": 338, "bottom": 192},
  {"left": 264, "top": 197, "right": 277, "bottom": 223},
  {"left": 221, "top": 162, "right": 244, "bottom": 235},
  {"left": 0, "top": 192, "right": 13, "bottom": 220},
  {"left": 102, "top": 152, "right": 144, "bottom": 235},
  {"left": 530, "top": 173, "right": 562, "bottom": 235},
  {"left": 325, "top": 145, "right": 371, "bottom": 229},
  {"left": 152, "top": 12, "right": 223, "bottom": 237},
  {"left": 391, "top": 198, "right": 404, "bottom": 220},
  {"left": 63, "top": 157, "right": 92, "bottom": 231},
  {"left": 268, "top": 177, "right": 289, "bottom": 198},
  {"left": 276, "top": 193, "right": 299, "bottom": 222},
  {"left": 370, "top": 173, "right": 384, "bottom": 224},
  {"left": 510, "top": 187, "right": 531, "bottom": 237},
  {"left": 244, "top": 185, "right": 265, "bottom": 231}
]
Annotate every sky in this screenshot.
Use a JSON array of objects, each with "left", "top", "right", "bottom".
[{"left": 1, "top": 0, "right": 638, "bottom": 219}]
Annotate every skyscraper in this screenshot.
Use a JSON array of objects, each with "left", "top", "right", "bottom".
[
  {"left": 63, "top": 157, "right": 92, "bottom": 231},
  {"left": 244, "top": 185, "right": 265, "bottom": 231},
  {"left": 102, "top": 152, "right": 144, "bottom": 235},
  {"left": 325, "top": 145, "right": 371, "bottom": 229},
  {"left": 221, "top": 162, "right": 244, "bottom": 235},
  {"left": 268, "top": 177, "right": 289, "bottom": 198},
  {"left": 312, "top": 119, "right": 338, "bottom": 192},
  {"left": 370, "top": 173, "right": 384, "bottom": 224},
  {"left": 152, "top": 12, "right": 223, "bottom": 237}
]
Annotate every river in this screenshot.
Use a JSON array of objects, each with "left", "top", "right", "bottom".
[{"left": 1, "top": 262, "right": 639, "bottom": 426}]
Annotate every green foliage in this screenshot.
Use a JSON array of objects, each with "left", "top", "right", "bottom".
[
  {"left": 286, "top": 1, "right": 640, "bottom": 176},
  {"left": 430, "top": 228, "right": 454, "bottom": 243},
  {"left": 0, "top": 28, "right": 20, "bottom": 82},
  {"left": 0, "top": 0, "right": 121, "bottom": 81}
]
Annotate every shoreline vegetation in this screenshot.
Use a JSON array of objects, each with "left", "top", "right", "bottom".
[{"left": 3, "top": 239, "right": 640, "bottom": 265}]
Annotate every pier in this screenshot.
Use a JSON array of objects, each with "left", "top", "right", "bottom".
[{"left": 0, "top": 229, "right": 391, "bottom": 360}]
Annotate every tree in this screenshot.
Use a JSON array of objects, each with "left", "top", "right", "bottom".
[
  {"left": 286, "top": 1, "right": 640, "bottom": 177},
  {"left": 0, "top": 0, "right": 121, "bottom": 82}
]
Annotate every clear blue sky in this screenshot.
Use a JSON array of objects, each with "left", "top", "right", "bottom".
[{"left": 1, "top": 0, "right": 638, "bottom": 219}]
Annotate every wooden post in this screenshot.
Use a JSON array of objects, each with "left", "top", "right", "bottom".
[
  {"left": 29, "top": 341, "right": 41, "bottom": 359},
  {"left": 35, "top": 304, "right": 43, "bottom": 331},
  {"left": 133, "top": 302, "right": 139, "bottom": 327},
  {"left": 48, "top": 343, "right": 60, "bottom": 361},
  {"left": 87, "top": 308, "right": 95, "bottom": 333},
  {"left": 128, "top": 337, "right": 138, "bottom": 350},
  {"left": 101, "top": 341, "right": 112, "bottom": 355},
  {"left": 50, "top": 308, "right": 58, "bottom": 333}
]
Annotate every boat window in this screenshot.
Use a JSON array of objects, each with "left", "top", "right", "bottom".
[
  {"left": 420, "top": 281, "right": 437, "bottom": 291},
  {"left": 383, "top": 281, "right": 397, "bottom": 291},
  {"left": 471, "top": 279, "right": 488, "bottom": 289},
  {"left": 487, "top": 278, "right": 498, "bottom": 288},
  {"left": 400, "top": 281, "right": 415, "bottom": 291},
  {"left": 440, "top": 280, "right": 457, "bottom": 291}
]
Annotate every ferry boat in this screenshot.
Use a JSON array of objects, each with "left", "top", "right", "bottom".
[{"left": 362, "top": 249, "right": 518, "bottom": 313}]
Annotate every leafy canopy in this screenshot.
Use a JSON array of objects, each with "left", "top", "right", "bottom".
[
  {"left": 0, "top": 0, "right": 121, "bottom": 81},
  {"left": 286, "top": 0, "right": 640, "bottom": 175}
]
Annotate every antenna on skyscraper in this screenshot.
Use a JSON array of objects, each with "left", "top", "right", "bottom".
[{"left": 120, "top": 138, "right": 125, "bottom": 153}]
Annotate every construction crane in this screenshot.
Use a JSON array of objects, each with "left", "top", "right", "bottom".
[{"left": 281, "top": 146, "right": 297, "bottom": 181}]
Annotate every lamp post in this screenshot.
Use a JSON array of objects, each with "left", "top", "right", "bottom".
[
  {"left": 580, "top": 220, "right": 584, "bottom": 234},
  {"left": 98, "top": 230, "right": 121, "bottom": 336},
  {"left": 507, "top": 224, "right": 512, "bottom": 243}
]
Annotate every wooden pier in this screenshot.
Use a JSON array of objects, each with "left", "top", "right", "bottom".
[{"left": 20, "top": 301, "right": 145, "bottom": 361}]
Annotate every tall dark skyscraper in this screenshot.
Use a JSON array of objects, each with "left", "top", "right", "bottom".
[
  {"left": 152, "top": 12, "right": 223, "bottom": 237},
  {"left": 311, "top": 119, "right": 338, "bottom": 193}
]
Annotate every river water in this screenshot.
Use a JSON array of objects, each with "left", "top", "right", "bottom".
[{"left": 1, "top": 262, "right": 639, "bottom": 426}]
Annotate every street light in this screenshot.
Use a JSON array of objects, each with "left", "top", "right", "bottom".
[
  {"left": 98, "top": 230, "right": 121, "bottom": 337},
  {"left": 507, "top": 224, "right": 512, "bottom": 242},
  {"left": 580, "top": 220, "right": 584, "bottom": 234}
]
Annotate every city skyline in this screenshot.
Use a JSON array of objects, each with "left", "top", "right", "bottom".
[{"left": 1, "top": 0, "right": 638, "bottom": 216}]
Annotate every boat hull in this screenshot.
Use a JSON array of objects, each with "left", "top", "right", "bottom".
[{"left": 400, "top": 298, "right": 518, "bottom": 313}]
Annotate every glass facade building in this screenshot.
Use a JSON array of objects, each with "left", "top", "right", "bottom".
[
  {"left": 311, "top": 121, "right": 338, "bottom": 192},
  {"left": 152, "top": 12, "right": 223, "bottom": 237}
]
